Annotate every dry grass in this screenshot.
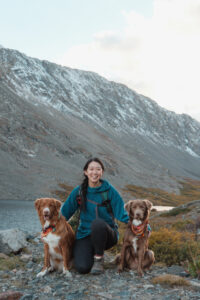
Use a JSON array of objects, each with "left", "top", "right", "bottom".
[
  {"left": 152, "top": 274, "right": 191, "bottom": 287},
  {"left": 123, "top": 179, "right": 200, "bottom": 206},
  {"left": 51, "top": 183, "right": 74, "bottom": 202}
]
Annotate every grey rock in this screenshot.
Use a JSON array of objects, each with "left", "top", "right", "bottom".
[
  {"left": 19, "top": 295, "right": 33, "bottom": 300},
  {"left": 0, "top": 229, "right": 27, "bottom": 254}
]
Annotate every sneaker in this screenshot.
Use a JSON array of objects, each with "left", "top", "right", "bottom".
[{"left": 90, "top": 256, "right": 104, "bottom": 275}]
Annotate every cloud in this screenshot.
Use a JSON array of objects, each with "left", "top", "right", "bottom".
[{"left": 57, "top": 0, "right": 200, "bottom": 121}]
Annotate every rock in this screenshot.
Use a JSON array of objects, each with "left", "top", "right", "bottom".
[
  {"left": 0, "top": 237, "right": 200, "bottom": 300},
  {"left": 0, "top": 229, "right": 27, "bottom": 254},
  {"left": 0, "top": 291, "right": 23, "bottom": 300},
  {"left": 20, "top": 254, "right": 32, "bottom": 262},
  {"left": 0, "top": 253, "right": 9, "bottom": 259},
  {"left": 19, "top": 295, "right": 33, "bottom": 300}
]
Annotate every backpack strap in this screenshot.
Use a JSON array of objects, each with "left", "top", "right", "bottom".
[
  {"left": 76, "top": 188, "right": 117, "bottom": 230},
  {"left": 98, "top": 191, "right": 116, "bottom": 227}
]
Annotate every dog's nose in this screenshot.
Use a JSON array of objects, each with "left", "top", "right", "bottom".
[{"left": 43, "top": 207, "right": 50, "bottom": 214}]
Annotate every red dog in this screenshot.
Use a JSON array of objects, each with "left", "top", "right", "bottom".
[{"left": 35, "top": 198, "right": 75, "bottom": 277}]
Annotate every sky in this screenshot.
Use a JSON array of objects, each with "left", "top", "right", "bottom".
[{"left": 1, "top": 0, "right": 200, "bottom": 121}]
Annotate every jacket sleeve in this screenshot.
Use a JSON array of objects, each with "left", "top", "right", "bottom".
[
  {"left": 61, "top": 186, "right": 79, "bottom": 221},
  {"left": 109, "top": 186, "right": 129, "bottom": 224}
]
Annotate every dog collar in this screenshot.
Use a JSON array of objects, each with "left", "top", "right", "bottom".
[
  {"left": 131, "top": 220, "right": 148, "bottom": 237},
  {"left": 41, "top": 225, "right": 56, "bottom": 238}
]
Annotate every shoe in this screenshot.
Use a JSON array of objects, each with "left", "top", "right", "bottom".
[{"left": 90, "top": 256, "right": 104, "bottom": 275}]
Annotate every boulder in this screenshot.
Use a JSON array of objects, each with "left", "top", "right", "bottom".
[{"left": 0, "top": 229, "right": 27, "bottom": 254}]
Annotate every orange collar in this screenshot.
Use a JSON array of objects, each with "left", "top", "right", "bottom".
[
  {"left": 41, "top": 225, "right": 56, "bottom": 238},
  {"left": 131, "top": 220, "right": 148, "bottom": 237}
]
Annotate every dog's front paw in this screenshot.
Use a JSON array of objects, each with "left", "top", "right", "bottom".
[
  {"left": 117, "top": 265, "right": 123, "bottom": 273},
  {"left": 137, "top": 269, "right": 144, "bottom": 277},
  {"left": 48, "top": 266, "right": 55, "bottom": 272},
  {"left": 36, "top": 268, "right": 48, "bottom": 277},
  {"left": 63, "top": 268, "right": 72, "bottom": 278}
]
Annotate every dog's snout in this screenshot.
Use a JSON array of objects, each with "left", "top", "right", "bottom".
[{"left": 43, "top": 207, "right": 50, "bottom": 214}]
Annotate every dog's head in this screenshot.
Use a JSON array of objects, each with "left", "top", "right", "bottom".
[
  {"left": 35, "top": 198, "right": 62, "bottom": 227},
  {"left": 125, "top": 199, "right": 152, "bottom": 225}
]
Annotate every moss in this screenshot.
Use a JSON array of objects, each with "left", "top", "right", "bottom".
[{"left": 0, "top": 255, "right": 26, "bottom": 271}]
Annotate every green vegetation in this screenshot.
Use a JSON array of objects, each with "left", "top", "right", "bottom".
[
  {"left": 148, "top": 228, "right": 196, "bottom": 266},
  {"left": 160, "top": 207, "right": 191, "bottom": 217},
  {"left": 0, "top": 255, "right": 26, "bottom": 271}
]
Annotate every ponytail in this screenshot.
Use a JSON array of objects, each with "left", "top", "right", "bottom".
[{"left": 80, "top": 175, "right": 88, "bottom": 211}]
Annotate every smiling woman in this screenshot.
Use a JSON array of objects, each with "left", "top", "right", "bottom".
[{"left": 61, "top": 157, "right": 129, "bottom": 275}]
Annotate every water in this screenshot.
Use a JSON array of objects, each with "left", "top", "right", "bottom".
[
  {"left": 0, "top": 200, "right": 174, "bottom": 233},
  {"left": 153, "top": 205, "right": 174, "bottom": 211},
  {"left": 0, "top": 200, "right": 41, "bottom": 233}
]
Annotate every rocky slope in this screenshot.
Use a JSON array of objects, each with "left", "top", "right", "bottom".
[
  {"left": 0, "top": 231, "right": 200, "bottom": 300},
  {"left": 0, "top": 47, "right": 200, "bottom": 200}
]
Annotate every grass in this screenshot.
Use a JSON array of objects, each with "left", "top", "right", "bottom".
[
  {"left": 51, "top": 178, "right": 200, "bottom": 207},
  {"left": 151, "top": 274, "right": 191, "bottom": 287},
  {"left": 160, "top": 207, "right": 191, "bottom": 217},
  {"left": 51, "top": 183, "right": 74, "bottom": 202},
  {"left": 0, "top": 255, "right": 26, "bottom": 271},
  {"left": 123, "top": 179, "right": 200, "bottom": 206}
]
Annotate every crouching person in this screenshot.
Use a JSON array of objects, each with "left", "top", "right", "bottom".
[{"left": 61, "top": 157, "right": 129, "bottom": 275}]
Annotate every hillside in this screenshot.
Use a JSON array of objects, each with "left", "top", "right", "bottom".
[{"left": 0, "top": 47, "right": 200, "bottom": 200}]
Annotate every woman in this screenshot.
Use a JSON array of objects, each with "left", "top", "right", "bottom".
[{"left": 61, "top": 157, "right": 129, "bottom": 275}]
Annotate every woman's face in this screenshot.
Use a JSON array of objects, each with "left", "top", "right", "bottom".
[{"left": 84, "top": 161, "right": 103, "bottom": 187}]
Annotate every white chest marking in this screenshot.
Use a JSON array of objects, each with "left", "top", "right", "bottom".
[
  {"left": 44, "top": 220, "right": 50, "bottom": 229},
  {"left": 43, "top": 233, "right": 62, "bottom": 259},
  {"left": 132, "top": 237, "right": 138, "bottom": 253},
  {"left": 132, "top": 219, "right": 142, "bottom": 226}
]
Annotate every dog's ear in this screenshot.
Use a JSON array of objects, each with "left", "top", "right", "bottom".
[
  {"left": 124, "top": 200, "right": 133, "bottom": 214},
  {"left": 55, "top": 199, "right": 62, "bottom": 210},
  {"left": 35, "top": 198, "right": 41, "bottom": 210},
  {"left": 143, "top": 199, "right": 153, "bottom": 210}
]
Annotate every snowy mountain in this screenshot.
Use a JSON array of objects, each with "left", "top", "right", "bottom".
[{"left": 0, "top": 47, "right": 200, "bottom": 201}]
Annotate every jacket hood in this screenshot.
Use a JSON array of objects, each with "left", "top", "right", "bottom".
[{"left": 87, "top": 179, "right": 111, "bottom": 193}]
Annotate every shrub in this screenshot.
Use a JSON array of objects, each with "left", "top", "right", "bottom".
[
  {"left": 149, "top": 228, "right": 194, "bottom": 266},
  {"left": 171, "top": 220, "right": 194, "bottom": 231},
  {"left": 187, "top": 241, "right": 200, "bottom": 278}
]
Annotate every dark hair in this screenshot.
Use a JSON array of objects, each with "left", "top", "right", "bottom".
[{"left": 80, "top": 157, "right": 105, "bottom": 211}]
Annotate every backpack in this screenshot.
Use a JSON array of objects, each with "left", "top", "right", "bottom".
[{"left": 71, "top": 188, "right": 116, "bottom": 233}]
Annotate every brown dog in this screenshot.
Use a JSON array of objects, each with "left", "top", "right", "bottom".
[
  {"left": 118, "top": 199, "right": 154, "bottom": 276},
  {"left": 35, "top": 198, "right": 75, "bottom": 277}
]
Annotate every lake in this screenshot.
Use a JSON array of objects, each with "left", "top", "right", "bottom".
[
  {"left": 0, "top": 200, "right": 41, "bottom": 233},
  {"left": 0, "top": 200, "right": 174, "bottom": 233}
]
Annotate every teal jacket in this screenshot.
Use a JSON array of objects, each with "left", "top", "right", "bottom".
[{"left": 61, "top": 180, "right": 129, "bottom": 240}]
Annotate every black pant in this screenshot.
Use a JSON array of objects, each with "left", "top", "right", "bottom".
[{"left": 73, "top": 218, "right": 118, "bottom": 274}]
